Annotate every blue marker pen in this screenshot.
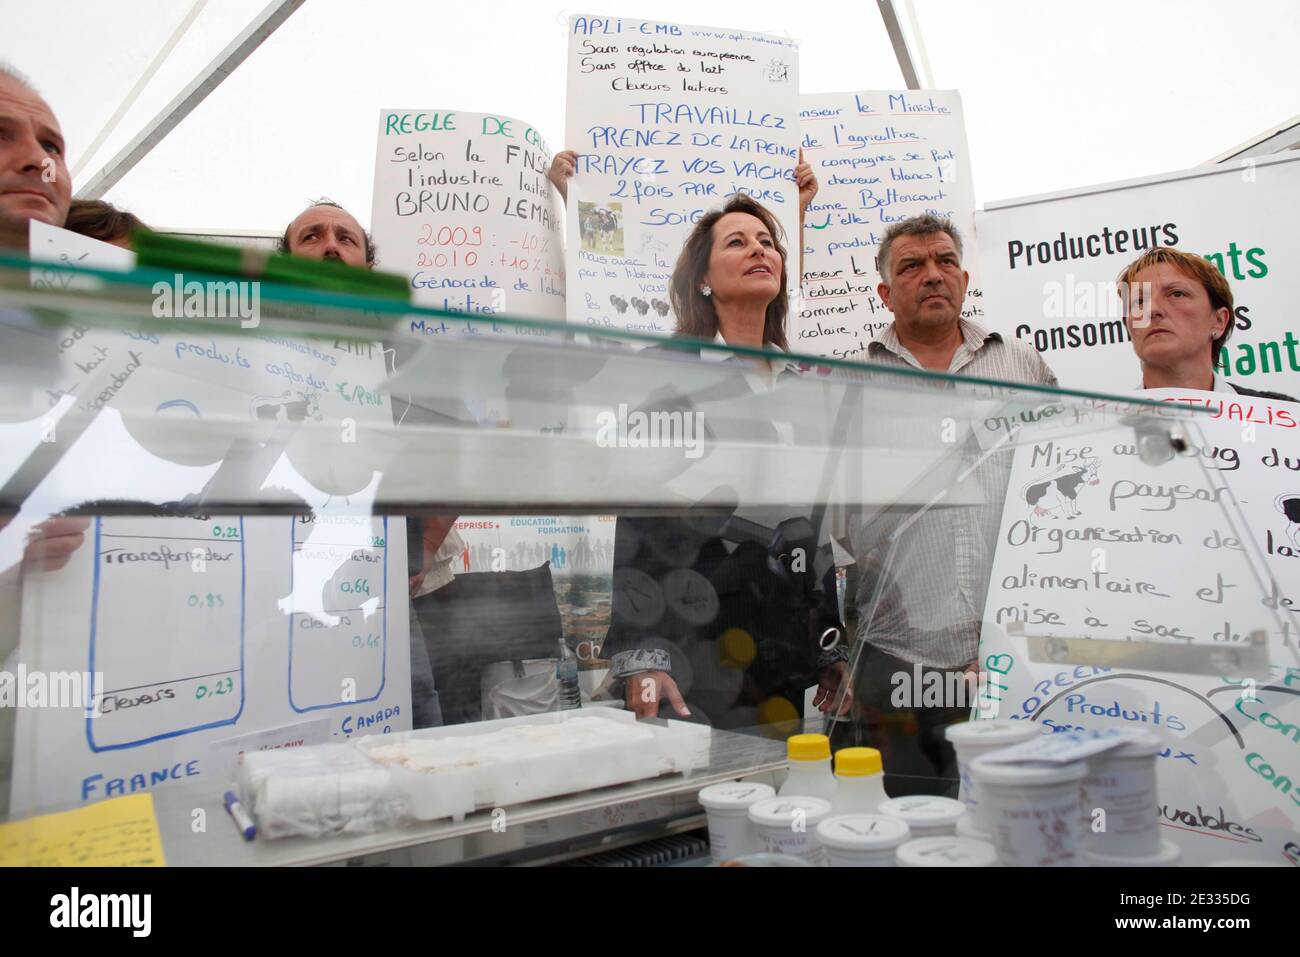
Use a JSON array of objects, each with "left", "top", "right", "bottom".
[{"left": 224, "top": 790, "right": 257, "bottom": 841}]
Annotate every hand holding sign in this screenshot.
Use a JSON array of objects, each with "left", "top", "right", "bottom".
[
  {"left": 548, "top": 150, "right": 578, "bottom": 202},
  {"left": 796, "top": 148, "right": 817, "bottom": 215}
]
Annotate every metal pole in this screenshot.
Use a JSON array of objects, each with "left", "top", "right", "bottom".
[
  {"left": 76, "top": 0, "right": 307, "bottom": 200},
  {"left": 877, "top": 0, "right": 922, "bottom": 90}
]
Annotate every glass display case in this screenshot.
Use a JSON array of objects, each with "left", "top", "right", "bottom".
[{"left": 1, "top": 254, "right": 1295, "bottom": 867}]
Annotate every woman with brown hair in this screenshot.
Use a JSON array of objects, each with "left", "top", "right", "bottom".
[
  {"left": 600, "top": 188, "right": 853, "bottom": 732},
  {"left": 551, "top": 146, "right": 817, "bottom": 352},
  {"left": 669, "top": 192, "right": 792, "bottom": 351},
  {"left": 1118, "top": 246, "right": 1294, "bottom": 400},
  {"left": 63, "top": 199, "right": 148, "bottom": 250}
]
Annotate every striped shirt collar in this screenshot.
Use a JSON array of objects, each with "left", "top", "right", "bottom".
[{"left": 869, "top": 318, "right": 1002, "bottom": 370}]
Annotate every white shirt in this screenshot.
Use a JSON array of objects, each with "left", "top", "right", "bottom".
[{"left": 699, "top": 331, "right": 795, "bottom": 444}]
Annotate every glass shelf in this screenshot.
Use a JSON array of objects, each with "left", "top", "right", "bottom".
[{"left": 1, "top": 254, "right": 1293, "bottom": 868}]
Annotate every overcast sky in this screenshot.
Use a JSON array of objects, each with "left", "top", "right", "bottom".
[{"left": 4, "top": 0, "right": 1297, "bottom": 232}]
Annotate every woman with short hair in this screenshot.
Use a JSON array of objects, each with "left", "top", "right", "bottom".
[{"left": 1118, "top": 246, "right": 1295, "bottom": 400}]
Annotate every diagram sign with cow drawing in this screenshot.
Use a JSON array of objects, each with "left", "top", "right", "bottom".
[
  {"left": 1022, "top": 454, "right": 1101, "bottom": 521},
  {"left": 975, "top": 390, "right": 1300, "bottom": 865}
]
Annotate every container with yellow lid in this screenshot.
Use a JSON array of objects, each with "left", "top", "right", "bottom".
[
  {"left": 832, "top": 747, "right": 888, "bottom": 814},
  {"left": 777, "top": 733, "right": 837, "bottom": 801}
]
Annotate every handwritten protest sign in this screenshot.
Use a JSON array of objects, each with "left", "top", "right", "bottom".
[
  {"left": 29, "top": 220, "right": 134, "bottom": 291},
  {"left": 795, "top": 91, "right": 979, "bottom": 361},
  {"left": 370, "top": 109, "right": 566, "bottom": 329},
  {"left": 975, "top": 391, "right": 1300, "bottom": 864},
  {"left": 565, "top": 14, "right": 800, "bottom": 334}
]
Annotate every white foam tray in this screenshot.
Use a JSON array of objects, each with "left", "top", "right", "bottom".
[{"left": 353, "top": 709, "right": 711, "bottom": 823}]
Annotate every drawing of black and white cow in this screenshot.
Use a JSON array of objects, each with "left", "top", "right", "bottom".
[
  {"left": 1023, "top": 456, "right": 1100, "bottom": 519},
  {"left": 1277, "top": 493, "right": 1300, "bottom": 550}
]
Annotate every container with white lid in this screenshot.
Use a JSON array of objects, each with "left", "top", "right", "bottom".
[
  {"left": 1080, "top": 732, "right": 1162, "bottom": 858},
  {"left": 878, "top": 795, "right": 967, "bottom": 837},
  {"left": 897, "top": 835, "right": 999, "bottom": 868},
  {"left": 748, "top": 796, "right": 833, "bottom": 864},
  {"left": 1086, "top": 840, "right": 1182, "bottom": 867},
  {"left": 816, "top": 813, "right": 911, "bottom": 867},
  {"left": 970, "top": 756, "right": 1087, "bottom": 867},
  {"left": 777, "top": 734, "right": 838, "bottom": 802},
  {"left": 945, "top": 719, "right": 1041, "bottom": 837},
  {"left": 698, "top": 781, "right": 776, "bottom": 864}
]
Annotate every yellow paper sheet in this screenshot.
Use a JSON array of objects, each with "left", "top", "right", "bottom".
[{"left": 0, "top": 793, "right": 165, "bottom": 866}]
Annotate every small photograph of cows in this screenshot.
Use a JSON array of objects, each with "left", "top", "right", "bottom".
[
  {"left": 1022, "top": 456, "right": 1101, "bottom": 520},
  {"left": 578, "top": 202, "right": 624, "bottom": 255}
]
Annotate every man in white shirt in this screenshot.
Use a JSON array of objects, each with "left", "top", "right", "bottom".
[{"left": 849, "top": 213, "right": 1059, "bottom": 795}]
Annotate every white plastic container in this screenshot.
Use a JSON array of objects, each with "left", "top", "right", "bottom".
[
  {"left": 748, "top": 796, "right": 833, "bottom": 864},
  {"left": 878, "top": 796, "right": 967, "bottom": 837},
  {"left": 971, "top": 755, "right": 1088, "bottom": 867},
  {"left": 897, "top": 835, "right": 999, "bottom": 867},
  {"left": 832, "top": 747, "right": 888, "bottom": 814},
  {"left": 816, "top": 814, "right": 911, "bottom": 867},
  {"left": 1086, "top": 841, "right": 1182, "bottom": 867},
  {"left": 1080, "top": 731, "right": 1162, "bottom": 857},
  {"left": 698, "top": 781, "right": 776, "bottom": 864},
  {"left": 355, "top": 708, "right": 710, "bottom": 823},
  {"left": 777, "top": 734, "right": 838, "bottom": 802},
  {"left": 955, "top": 814, "right": 986, "bottom": 841},
  {"left": 945, "top": 719, "right": 1041, "bottom": 838}
]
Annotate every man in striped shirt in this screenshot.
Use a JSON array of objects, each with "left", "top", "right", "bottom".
[{"left": 847, "top": 214, "right": 1058, "bottom": 795}]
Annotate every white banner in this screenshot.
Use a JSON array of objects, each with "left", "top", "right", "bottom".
[
  {"left": 974, "top": 391, "right": 1300, "bottom": 864},
  {"left": 6, "top": 304, "right": 410, "bottom": 814},
  {"left": 370, "top": 108, "right": 566, "bottom": 328},
  {"left": 12, "top": 513, "right": 410, "bottom": 815},
  {"left": 795, "top": 90, "right": 979, "bottom": 361},
  {"left": 975, "top": 154, "right": 1300, "bottom": 397},
  {"left": 564, "top": 14, "right": 800, "bottom": 334}
]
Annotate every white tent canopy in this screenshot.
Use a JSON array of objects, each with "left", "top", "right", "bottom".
[{"left": 7, "top": 0, "right": 1298, "bottom": 234}]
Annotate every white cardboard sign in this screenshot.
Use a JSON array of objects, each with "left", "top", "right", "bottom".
[
  {"left": 564, "top": 14, "right": 800, "bottom": 335},
  {"left": 795, "top": 90, "right": 980, "bottom": 361}
]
